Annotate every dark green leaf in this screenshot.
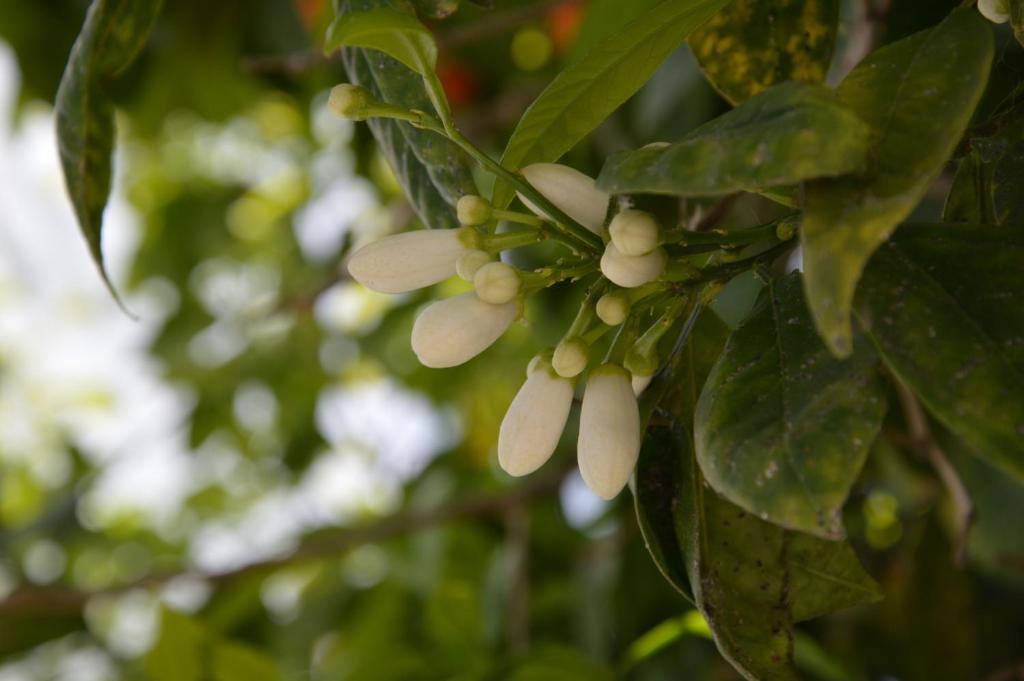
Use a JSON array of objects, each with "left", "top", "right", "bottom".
[
  {"left": 596, "top": 82, "right": 870, "bottom": 197},
  {"left": 55, "top": 0, "right": 163, "bottom": 304},
  {"left": 855, "top": 226, "right": 1024, "bottom": 483},
  {"left": 211, "top": 641, "right": 283, "bottom": 681},
  {"left": 688, "top": 0, "right": 840, "bottom": 104},
  {"left": 326, "top": 6, "right": 437, "bottom": 76},
  {"left": 568, "top": 0, "right": 661, "bottom": 64},
  {"left": 492, "top": 0, "right": 731, "bottom": 209},
  {"left": 695, "top": 273, "right": 886, "bottom": 538},
  {"left": 801, "top": 8, "right": 994, "bottom": 357},
  {"left": 638, "top": 420, "right": 879, "bottom": 681},
  {"left": 145, "top": 608, "right": 204, "bottom": 681},
  {"left": 339, "top": 0, "right": 476, "bottom": 229}
]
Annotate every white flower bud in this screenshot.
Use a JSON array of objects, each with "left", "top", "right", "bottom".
[
  {"left": 457, "top": 195, "right": 492, "bottom": 226},
  {"left": 411, "top": 293, "right": 517, "bottom": 368},
  {"left": 596, "top": 291, "right": 630, "bottom": 326},
  {"left": 498, "top": 358, "right": 574, "bottom": 477},
  {"left": 631, "top": 373, "right": 653, "bottom": 396},
  {"left": 348, "top": 228, "right": 477, "bottom": 293},
  {"left": 552, "top": 338, "right": 589, "bottom": 378},
  {"left": 456, "top": 249, "right": 492, "bottom": 281},
  {"left": 577, "top": 364, "right": 641, "bottom": 500},
  {"left": 328, "top": 84, "right": 373, "bottom": 120},
  {"left": 609, "top": 209, "right": 660, "bottom": 256},
  {"left": 517, "top": 163, "right": 610, "bottom": 234},
  {"left": 978, "top": 0, "right": 1010, "bottom": 23},
  {"left": 474, "top": 261, "right": 521, "bottom": 304},
  {"left": 600, "top": 242, "right": 667, "bottom": 288}
]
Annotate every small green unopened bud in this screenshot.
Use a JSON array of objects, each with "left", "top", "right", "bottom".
[
  {"left": 552, "top": 337, "right": 589, "bottom": 378},
  {"left": 456, "top": 249, "right": 492, "bottom": 281},
  {"left": 775, "top": 219, "right": 797, "bottom": 241},
  {"left": 329, "top": 84, "right": 374, "bottom": 120},
  {"left": 609, "top": 210, "right": 660, "bottom": 256},
  {"left": 474, "top": 261, "right": 521, "bottom": 304},
  {"left": 978, "top": 0, "right": 1010, "bottom": 23},
  {"left": 596, "top": 292, "right": 630, "bottom": 326},
  {"left": 457, "top": 195, "right": 493, "bottom": 226}
]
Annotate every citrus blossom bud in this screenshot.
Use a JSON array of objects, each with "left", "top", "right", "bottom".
[
  {"left": 347, "top": 228, "right": 475, "bottom": 293},
  {"left": 631, "top": 373, "right": 653, "bottom": 396},
  {"left": 608, "top": 209, "right": 660, "bottom": 256},
  {"left": 600, "top": 243, "right": 667, "bottom": 288},
  {"left": 474, "top": 261, "right": 521, "bottom": 304},
  {"left": 978, "top": 0, "right": 1010, "bottom": 23},
  {"left": 456, "top": 249, "right": 492, "bottom": 281},
  {"left": 517, "top": 163, "right": 610, "bottom": 234},
  {"left": 411, "top": 293, "right": 517, "bottom": 368},
  {"left": 552, "top": 338, "right": 589, "bottom": 378},
  {"left": 457, "top": 195, "right": 493, "bottom": 226},
  {"left": 329, "top": 84, "right": 374, "bottom": 120},
  {"left": 577, "top": 364, "right": 641, "bottom": 499},
  {"left": 596, "top": 291, "right": 630, "bottom": 326},
  {"left": 498, "top": 357, "right": 574, "bottom": 476}
]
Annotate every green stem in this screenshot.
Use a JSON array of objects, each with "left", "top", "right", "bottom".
[
  {"left": 490, "top": 208, "right": 546, "bottom": 227},
  {"left": 483, "top": 229, "right": 546, "bottom": 252},
  {"left": 697, "top": 242, "right": 794, "bottom": 284},
  {"left": 661, "top": 217, "right": 796, "bottom": 247}
]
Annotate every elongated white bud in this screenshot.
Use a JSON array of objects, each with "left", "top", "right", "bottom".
[
  {"left": 411, "top": 293, "right": 517, "bottom": 368},
  {"left": 600, "top": 242, "right": 666, "bottom": 288},
  {"left": 596, "top": 291, "right": 630, "bottom": 326},
  {"left": 474, "top": 261, "right": 521, "bottom": 304},
  {"left": 609, "top": 209, "right": 660, "bottom": 256},
  {"left": 498, "top": 358, "right": 574, "bottom": 476},
  {"left": 552, "top": 338, "right": 589, "bottom": 378},
  {"left": 348, "top": 228, "right": 477, "bottom": 293},
  {"left": 457, "top": 195, "right": 492, "bottom": 226},
  {"left": 578, "top": 364, "right": 641, "bottom": 499},
  {"left": 517, "top": 163, "right": 610, "bottom": 234},
  {"left": 631, "top": 373, "right": 653, "bottom": 396},
  {"left": 978, "top": 0, "right": 1010, "bottom": 23}
]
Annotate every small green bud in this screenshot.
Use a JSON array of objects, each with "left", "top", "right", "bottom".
[
  {"left": 474, "top": 261, "right": 521, "bottom": 304},
  {"left": 596, "top": 291, "right": 630, "bottom": 326},
  {"left": 457, "top": 195, "right": 493, "bottom": 226},
  {"left": 329, "top": 84, "right": 374, "bottom": 120},
  {"left": 609, "top": 209, "right": 660, "bottom": 256},
  {"left": 978, "top": 0, "right": 1010, "bottom": 23},
  {"left": 552, "top": 337, "right": 589, "bottom": 378},
  {"left": 775, "top": 219, "right": 797, "bottom": 241},
  {"left": 456, "top": 249, "right": 492, "bottom": 281}
]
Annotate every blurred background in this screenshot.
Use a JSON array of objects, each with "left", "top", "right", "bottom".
[{"left": 0, "top": 1, "right": 1022, "bottom": 679}]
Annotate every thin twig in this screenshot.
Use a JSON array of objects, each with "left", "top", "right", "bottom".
[
  {"left": 0, "top": 470, "right": 567, "bottom": 618},
  {"left": 894, "top": 379, "right": 975, "bottom": 566}
]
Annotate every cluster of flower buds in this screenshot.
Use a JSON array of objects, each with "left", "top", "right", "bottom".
[{"left": 345, "top": 160, "right": 671, "bottom": 499}]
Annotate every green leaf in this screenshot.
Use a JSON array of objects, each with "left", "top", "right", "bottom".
[
  {"left": 568, "top": 0, "right": 661, "bottom": 64},
  {"left": 688, "top": 0, "right": 840, "bottom": 104},
  {"left": 491, "top": 0, "right": 731, "bottom": 209},
  {"left": 637, "top": 421, "right": 880, "bottom": 681},
  {"left": 800, "top": 8, "right": 994, "bottom": 357},
  {"left": 55, "top": 0, "right": 164, "bottom": 305},
  {"left": 596, "top": 82, "right": 871, "bottom": 197},
  {"left": 338, "top": 0, "right": 476, "bottom": 229},
  {"left": 326, "top": 5, "right": 436, "bottom": 76},
  {"left": 145, "top": 608, "right": 204, "bottom": 681},
  {"left": 211, "top": 641, "right": 282, "bottom": 681},
  {"left": 695, "top": 273, "right": 886, "bottom": 538},
  {"left": 854, "top": 226, "right": 1024, "bottom": 483}
]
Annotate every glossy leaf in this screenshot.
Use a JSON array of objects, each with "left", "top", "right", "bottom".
[
  {"left": 491, "top": 0, "right": 731, "bottom": 209},
  {"left": 597, "top": 82, "right": 870, "bottom": 197},
  {"left": 695, "top": 273, "right": 886, "bottom": 538},
  {"left": 801, "top": 8, "right": 994, "bottom": 357},
  {"left": 855, "top": 226, "right": 1024, "bottom": 483},
  {"left": 568, "top": 0, "right": 661, "bottom": 64},
  {"left": 338, "top": 0, "right": 476, "bottom": 229},
  {"left": 55, "top": 0, "right": 163, "bottom": 303},
  {"left": 637, "top": 420, "right": 880, "bottom": 681},
  {"left": 688, "top": 0, "right": 840, "bottom": 104},
  {"left": 326, "top": 6, "right": 437, "bottom": 76}
]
